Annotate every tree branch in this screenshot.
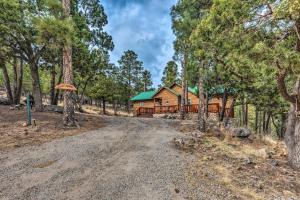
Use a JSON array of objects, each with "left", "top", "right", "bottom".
[{"left": 276, "top": 67, "right": 296, "bottom": 104}]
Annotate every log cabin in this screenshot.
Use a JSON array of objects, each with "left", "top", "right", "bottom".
[{"left": 131, "top": 83, "right": 234, "bottom": 118}]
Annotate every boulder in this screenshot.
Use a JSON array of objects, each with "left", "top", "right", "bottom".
[
  {"left": 232, "top": 127, "right": 251, "bottom": 138},
  {"left": 244, "top": 157, "right": 253, "bottom": 165},
  {"left": 0, "top": 97, "right": 10, "bottom": 105},
  {"left": 44, "top": 105, "right": 63, "bottom": 114}
]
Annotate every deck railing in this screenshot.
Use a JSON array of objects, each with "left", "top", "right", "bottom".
[
  {"left": 136, "top": 103, "right": 234, "bottom": 118},
  {"left": 137, "top": 107, "right": 154, "bottom": 116},
  {"left": 154, "top": 105, "right": 180, "bottom": 114}
]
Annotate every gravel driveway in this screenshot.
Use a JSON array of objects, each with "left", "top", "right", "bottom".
[{"left": 0, "top": 116, "right": 223, "bottom": 200}]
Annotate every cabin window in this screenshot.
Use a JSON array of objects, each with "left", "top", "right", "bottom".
[
  {"left": 140, "top": 102, "right": 144, "bottom": 106},
  {"left": 166, "top": 99, "right": 169, "bottom": 105},
  {"left": 188, "top": 99, "right": 192, "bottom": 105}
]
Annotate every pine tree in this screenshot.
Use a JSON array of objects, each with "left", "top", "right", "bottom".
[
  {"left": 161, "top": 61, "right": 179, "bottom": 87},
  {"left": 62, "top": 0, "right": 75, "bottom": 126}
]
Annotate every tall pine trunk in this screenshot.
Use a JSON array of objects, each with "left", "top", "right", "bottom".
[
  {"left": 197, "top": 64, "right": 206, "bottom": 132},
  {"left": 205, "top": 91, "right": 209, "bottom": 118},
  {"left": 62, "top": 0, "right": 75, "bottom": 126},
  {"left": 180, "top": 53, "right": 187, "bottom": 120}
]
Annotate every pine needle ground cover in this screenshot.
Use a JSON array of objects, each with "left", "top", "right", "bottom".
[{"left": 0, "top": 105, "right": 104, "bottom": 151}]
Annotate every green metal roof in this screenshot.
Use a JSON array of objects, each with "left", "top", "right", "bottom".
[
  {"left": 188, "top": 86, "right": 198, "bottom": 95},
  {"left": 130, "top": 90, "right": 156, "bottom": 101}
]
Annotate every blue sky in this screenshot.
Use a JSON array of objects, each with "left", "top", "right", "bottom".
[{"left": 101, "top": 0, "right": 177, "bottom": 87}]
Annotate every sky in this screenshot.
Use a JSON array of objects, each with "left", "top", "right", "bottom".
[{"left": 101, "top": 0, "right": 177, "bottom": 87}]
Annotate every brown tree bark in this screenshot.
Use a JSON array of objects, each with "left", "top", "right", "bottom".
[
  {"left": 53, "top": 69, "right": 63, "bottom": 105},
  {"left": 185, "top": 80, "right": 188, "bottom": 104},
  {"left": 245, "top": 102, "right": 248, "bottom": 126},
  {"left": 225, "top": 98, "right": 235, "bottom": 127},
  {"left": 205, "top": 91, "right": 209, "bottom": 118},
  {"left": 50, "top": 66, "right": 56, "bottom": 105},
  {"left": 198, "top": 64, "right": 206, "bottom": 132},
  {"left": 12, "top": 57, "right": 18, "bottom": 104},
  {"left": 285, "top": 96, "right": 300, "bottom": 169},
  {"left": 219, "top": 89, "right": 228, "bottom": 121},
  {"left": 255, "top": 107, "right": 259, "bottom": 133},
  {"left": 62, "top": 0, "right": 75, "bottom": 126},
  {"left": 180, "top": 54, "right": 187, "bottom": 120},
  {"left": 102, "top": 97, "right": 106, "bottom": 115},
  {"left": 113, "top": 99, "right": 117, "bottom": 115},
  {"left": 1, "top": 61, "right": 13, "bottom": 105},
  {"left": 29, "top": 63, "right": 43, "bottom": 111},
  {"left": 265, "top": 112, "right": 271, "bottom": 134},
  {"left": 280, "top": 113, "right": 287, "bottom": 139},
  {"left": 16, "top": 58, "right": 23, "bottom": 104},
  {"left": 262, "top": 111, "right": 266, "bottom": 133}
]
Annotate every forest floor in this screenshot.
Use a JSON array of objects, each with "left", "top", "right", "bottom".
[
  {"left": 0, "top": 105, "right": 104, "bottom": 151},
  {"left": 0, "top": 106, "right": 299, "bottom": 199},
  {"left": 177, "top": 121, "right": 300, "bottom": 200}
]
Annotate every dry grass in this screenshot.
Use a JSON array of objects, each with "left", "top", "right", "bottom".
[
  {"left": 179, "top": 131, "right": 300, "bottom": 200},
  {"left": 82, "top": 105, "right": 133, "bottom": 117}
]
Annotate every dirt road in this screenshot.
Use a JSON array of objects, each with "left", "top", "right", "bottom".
[{"left": 0, "top": 116, "right": 226, "bottom": 200}]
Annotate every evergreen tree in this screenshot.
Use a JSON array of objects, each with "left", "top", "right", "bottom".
[
  {"left": 118, "top": 50, "right": 144, "bottom": 110},
  {"left": 142, "top": 70, "right": 153, "bottom": 91},
  {"left": 161, "top": 61, "right": 179, "bottom": 87}
]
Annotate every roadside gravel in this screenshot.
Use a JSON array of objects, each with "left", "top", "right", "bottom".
[{"left": 0, "top": 116, "right": 231, "bottom": 200}]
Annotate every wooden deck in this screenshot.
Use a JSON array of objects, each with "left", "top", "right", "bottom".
[{"left": 136, "top": 104, "right": 234, "bottom": 118}]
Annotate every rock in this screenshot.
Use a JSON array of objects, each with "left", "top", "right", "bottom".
[
  {"left": 33, "top": 126, "right": 41, "bottom": 132},
  {"left": 174, "top": 188, "right": 180, "bottom": 193},
  {"left": 0, "top": 97, "right": 10, "bottom": 105},
  {"left": 232, "top": 127, "right": 251, "bottom": 138},
  {"left": 256, "top": 148, "right": 270, "bottom": 159},
  {"left": 270, "top": 159, "right": 279, "bottom": 166},
  {"left": 44, "top": 105, "right": 63, "bottom": 114},
  {"left": 202, "top": 156, "right": 213, "bottom": 161},
  {"left": 174, "top": 138, "right": 185, "bottom": 147},
  {"left": 244, "top": 157, "right": 253, "bottom": 165}
]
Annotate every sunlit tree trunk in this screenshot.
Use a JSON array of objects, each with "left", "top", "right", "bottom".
[
  {"left": 197, "top": 63, "right": 206, "bottom": 132},
  {"left": 180, "top": 53, "right": 187, "bottom": 120},
  {"left": 62, "top": 0, "right": 75, "bottom": 126}
]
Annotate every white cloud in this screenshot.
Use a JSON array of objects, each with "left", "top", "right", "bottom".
[{"left": 102, "top": 0, "right": 176, "bottom": 86}]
